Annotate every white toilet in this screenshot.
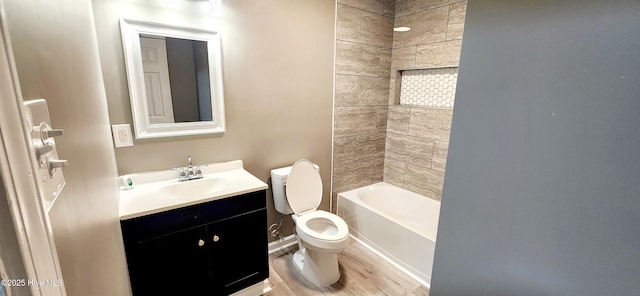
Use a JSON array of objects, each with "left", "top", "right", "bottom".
[{"left": 271, "top": 159, "right": 350, "bottom": 286}]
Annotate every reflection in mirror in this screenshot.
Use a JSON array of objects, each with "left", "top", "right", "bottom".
[
  {"left": 139, "top": 35, "right": 212, "bottom": 123},
  {"left": 120, "top": 18, "right": 225, "bottom": 139}
]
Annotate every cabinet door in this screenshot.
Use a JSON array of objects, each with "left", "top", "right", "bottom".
[
  {"left": 208, "top": 210, "right": 268, "bottom": 295},
  {"left": 125, "top": 225, "right": 216, "bottom": 295}
]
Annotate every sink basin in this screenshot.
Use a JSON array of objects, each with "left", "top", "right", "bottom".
[
  {"left": 161, "top": 177, "right": 228, "bottom": 198},
  {"left": 119, "top": 160, "right": 269, "bottom": 220}
]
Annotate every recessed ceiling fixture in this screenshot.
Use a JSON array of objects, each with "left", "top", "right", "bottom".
[{"left": 393, "top": 27, "right": 411, "bottom": 32}]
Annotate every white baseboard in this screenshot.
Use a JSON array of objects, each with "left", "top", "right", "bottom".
[
  {"left": 267, "top": 234, "right": 297, "bottom": 254},
  {"left": 230, "top": 279, "right": 271, "bottom": 296}
]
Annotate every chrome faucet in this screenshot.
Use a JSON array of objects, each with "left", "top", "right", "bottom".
[{"left": 173, "top": 155, "right": 204, "bottom": 182}]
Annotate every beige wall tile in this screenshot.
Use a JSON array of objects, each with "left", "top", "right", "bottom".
[
  {"left": 383, "top": 158, "right": 406, "bottom": 187},
  {"left": 393, "top": 7, "right": 448, "bottom": 48},
  {"left": 335, "top": 107, "right": 384, "bottom": 136},
  {"left": 391, "top": 46, "right": 417, "bottom": 70},
  {"left": 337, "top": 5, "right": 394, "bottom": 48},
  {"left": 335, "top": 0, "right": 467, "bottom": 202},
  {"left": 379, "top": 48, "right": 393, "bottom": 76},
  {"left": 358, "top": 76, "right": 390, "bottom": 106},
  {"left": 356, "top": 132, "right": 387, "bottom": 161},
  {"left": 380, "top": 0, "right": 465, "bottom": 198},
  {"left": 403, "top": 165, "right": 444, "bottom": 200},
  {"left": 373, "top": 158, "right": 385, "bottom": 181},
  {"left": 415, "top": 39, "right": 462, "bottom": 68},
  {"left": 336, "top": 41, "right": 381, "bottom": 76},
  {"left": 335, "top": 107, "right": 359, "bottom": 136},
  {"left": 333, "top": 161, "right": 376, "bottom": 193},
  {"left": 446, "top": 1, "right": 467, "bottom": 40},
  {"left": 357, "top": 106, "right": 379, "bottom": 134},
  {"left": 395, "top": 0, "right": 420, "bottom": 17},
  {"left": 336, "top": 75, "right": 359, "bottom": 107},
  {"left": 339, "top": 0, "right": 383, "bottom": 14},
  {"left": 333, "top": 0, "right": 395, "bottom": 202},
  {"left": 388, "top": 72, "right": 396, "bottom": 105},
  {"left": 337, "top": 4, "right": 362, "bottom": 43},
  {"left": 383, "top": 0, "right": 395, "bottom": 16},
  {"left": 432, "top": 140, "right": 449, "bottom": 172},
  {"left": 386, "top": 132, "right": 434, "bottom": 167},
  {"left": 409, "top": 107, "right": 453, "bottom": 141},
  {"left": 361, "top": 12, "right": 394, "bottom": 48},
  {"left": 376, "top": 106, "right": 388, "bottom": 132},
  {"left": 387, "top": 105, "right": 411, "bottom": 134},
  {"left": 384, "top": 133, "right": 401, "bottom": 161},
  {"left": 420, "top": 0, "right": 464, "bottom": 10},
  {"left": 334, "top": 136, "right": 357, "bottom": 164}
]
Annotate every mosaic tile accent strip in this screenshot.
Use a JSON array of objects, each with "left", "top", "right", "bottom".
[{"left": 399, "top": 67, "right": 458, "bottom": 108}]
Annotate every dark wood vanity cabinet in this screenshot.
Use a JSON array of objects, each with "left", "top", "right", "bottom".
[{"left": 121, "top": 190, "right": 268, "bottom": 296}]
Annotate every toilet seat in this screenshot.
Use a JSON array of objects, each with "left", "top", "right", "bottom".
[
  {"left": 295, "top": 211, "right": 349, "bottom": 251},
  {"left": 287, "top": 160, "right": 350, "bottom": 250},
  {"left": 295, "top": 211, "right": 349, "bottom": 241}
]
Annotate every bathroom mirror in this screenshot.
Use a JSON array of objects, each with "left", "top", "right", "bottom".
[{"left": 120, "top": 18, "right": 225, "bottom": 139}]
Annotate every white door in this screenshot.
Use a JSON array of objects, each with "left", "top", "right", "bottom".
[
  {"left": 0, "top": 8, "right": 66, "bottom": 296},
  {"left": 139, "top": 37, "right": 175, "bottom": 124}
]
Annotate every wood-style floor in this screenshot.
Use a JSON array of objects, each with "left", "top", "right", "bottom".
[{"left": 266, "top": 238, "right": 429, "bottom": 295}]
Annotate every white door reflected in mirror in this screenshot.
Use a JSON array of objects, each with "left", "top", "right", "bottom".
[{"left": 140, "top": 37, "right": 175, "bottom": 124}]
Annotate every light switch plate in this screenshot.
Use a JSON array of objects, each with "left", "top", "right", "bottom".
[{"left": 112, "top": 124, "right": 134, "bottom": 148}]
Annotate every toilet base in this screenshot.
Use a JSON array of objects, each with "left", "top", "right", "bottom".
[{"left": 292, "top": 247, "right": 340, "bottom": 286}]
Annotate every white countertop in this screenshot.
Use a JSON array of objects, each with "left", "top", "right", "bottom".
[{"left": 119, "top": 160, "right": 268, "bottom": 220}]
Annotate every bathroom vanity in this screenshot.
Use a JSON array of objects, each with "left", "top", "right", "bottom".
[{"left": 118, "top": 160, "right": 270, "bottom": 295}]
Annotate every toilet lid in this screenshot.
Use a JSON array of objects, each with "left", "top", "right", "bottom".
[{"left": 286, "top": 159, "right": 322, "bottom": 214}]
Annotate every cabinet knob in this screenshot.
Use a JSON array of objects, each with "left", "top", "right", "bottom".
[
  {"left": 198, "top": 239, "right": 205, "bottom": 247},
  {"left": 212, "top": 235, "right": 220, "bottom": 242}
]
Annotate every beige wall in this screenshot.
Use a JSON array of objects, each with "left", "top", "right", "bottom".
[
  {"left": 92, "top": 0, "right": 336, "bottom": 240},
  {"left": 384, "top": 0, "right": 466, "bottom": 200},
  {"left": 3, "top": 0, "right": 131, "bottom": 295},
  {"left": 333, "top": 0, "right": 396, "bottom": 210}
]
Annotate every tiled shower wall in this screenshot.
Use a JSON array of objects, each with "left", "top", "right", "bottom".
[
  {"left": 332, "top": 0, "right": 395, "bottom": 209},
  {"left": 332, "top": 0, "right": 466, "bottom": 208},
  {"left": 384, "top": 0, "right": 467, "bottom": 201}
]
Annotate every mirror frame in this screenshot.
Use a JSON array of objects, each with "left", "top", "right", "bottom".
[{"left": 120, "top": 18, "right": 225, "bottom": 139}]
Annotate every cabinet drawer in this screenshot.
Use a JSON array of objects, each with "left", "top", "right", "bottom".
[{"left": 121, "top": 190, "right": 266, "bottom": 243}]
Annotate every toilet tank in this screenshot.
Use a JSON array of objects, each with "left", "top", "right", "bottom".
[
  {"left": 271, "top": 166, "right": 294, "bottom": 214},
  {"left": 270, "top": 162, "right": 319, "bottom": 215}
]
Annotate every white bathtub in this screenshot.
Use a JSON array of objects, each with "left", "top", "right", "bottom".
[{"left": 337, "top": 182, "right": 440, "bottom": 287}]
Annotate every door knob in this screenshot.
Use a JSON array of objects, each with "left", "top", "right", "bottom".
[
  {"left": 198, "top": 239, "right": 205, "bottom": 247},
  {"left": 212, "top": 235, "right": 220, "bottom": 242}
]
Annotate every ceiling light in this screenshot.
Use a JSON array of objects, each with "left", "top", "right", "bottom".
[{"left": 393, "top": 27, "right": 411, "bottom": 32}]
